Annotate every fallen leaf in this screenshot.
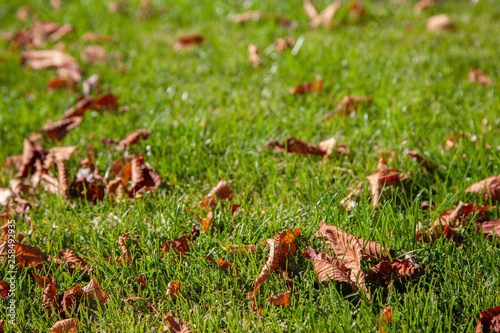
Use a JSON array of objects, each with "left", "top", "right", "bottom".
[
  {"left": 59, "top": 249, "right": 91, "bottom": 274},
  {"left": 164, "top": 315, "right": 192, "bottom": 333},
  {"left": 160, "top": 228, "right": 200, "bottom": 258},
  {"left": 20, "top": 49, "right": 81, "bottom": 83},
  {"left": 207, "top": 180, "right": 233, "bottom": 200},
  {"left": 379, "top": 306, "right": 392, "bottom": 333},
  {"left": 166, "top": 280, "right": 181, "bottom": 299},
  {"left": 275, "top": 36, "right": 295, "bottom": 53},
  {"left": 404, "top": 150, "right": 437, "bottom": 173},
  {"left": 173, "top": 34, "right": 204, "bottom": 51},
  {"left": 80, "top": 45, "right": 109, "bottom": 63},
  {"left": 50, "top": 318, "right": 78, "bottom": 333},
  {"left": 82, "top": 277, "right": 108, "bottom": 305},
  {"left": 426, "top": 14, "right": 454, "bottom": 32},
  {"left": 268, "top": 291, "right": 291, "bottom": 306},
  {"left": 304, "top": 0, "right": 343, "bottom": 30},
  {"left": 117, "top": 129, "right": 151, "bottom": 151},
  {"left": 248, "top": 44, "right": 261, "bottom": 69},
  {"left": 232, "top": 10, "right": 266, "bottom": 23},
  {"left": 475, "top": 306, "right": 500, "bottom": 333},
  {"left": 16, "top": 139, "right": 46, "bottom": 179},
  {"left": 129, "top": 157, "right": 161, "bottom": 194},
  {"left": 60, "top": 285, "right": 84, "bottom": 316},
  {"left": 118, "top": 232, "right": 131, "bottom": 264},
  {"left": 476, "top": 219, "right": 500, "bottom": 239},
  {"left": 469, "top": 69, "right": 491, "bottom": 87},
  {"left": 348, "top": 1, "right": 366, "bottom": 22},
  {"left": 414, "top": 0, "right": 437, "bottom": 14},
  {"left": 34, "top": 275, "right": 58, "bottom": 316},
  {"left": 41, "top": 117, "right": 83, "bottom": 142},
  {"left": 125, "top": 297, "right": 160, "bottom": 315},
  {"left": 0, "top": 240, "right": 49, "bottom": 268},
  {"left": 5, "top": 21, "right": 73, "bottom": 50},
  {"left": 0, "top": 280, "right": 10, "bottom": 297},
  {"left": 325, "top": 95, "right": 371, "bottom": 119},
  {"left": 466, "top": 175, "right": 500, "bottom": 203},
  {"left": 263, "top": 137, "right": 326, "bottom": 156},
  {"left": 43, "top": 146, "right": 78, "bottom": 170},
  {"left": 290, "top": 76, "right": 323, "bottom": 94},
  {"left": 368, "top": 258, "right": 423, "bottom": 284},
  {"left": 366, "top": 169, "right": 408, "bottom": 208},
  {"left": 201, "top": 211, "right": 213, "bottom": 234}
]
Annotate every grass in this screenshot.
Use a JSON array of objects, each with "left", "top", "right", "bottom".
[{"left": 1, "top": 0, "right": 500, "bottom": 331}]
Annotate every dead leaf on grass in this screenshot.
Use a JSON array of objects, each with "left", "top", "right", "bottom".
[
  {"left": 304, "top": 0, "right": 343, "bottom": 30},
  {"left": 379, "top": 306, "right": 393, "bottom": 333},
  {"left": 366, "top": 169, "right": 409, "bottom": 208},
  {"left": 466, "top": 175, "right": 500, "bottom": 203},
  {"left": 475, "top": 306, "right": 500, "bottom": 333},
  {"left": 468, "top": 69, "right": 491, "bottom": 87},
  {"left": 290, "top": 75, "right": 323, "bottom": 94},
  {"left": 173, "top": 34, "right": 203, "bottom": 51},
  {"left": 50, "top": 318, "right": 78, "bottom": 333},
  {"left": 20, "top": 49, "right": 81, "bottom": 83},
  {"left": 207, "top": 180, "right": 233, "bottom": 200},
  {"left": 41, "top": 117, "right": 83, "bottom": 142},
  {"left": 80, "top": 45, "right": 109, "bottom": 63},
  {"left": 82, "top": 277, "right": 108, "bottom": 305},
  {"left": 164, "top": 315, "right": 192, "bottom": 333},
  {"left": 268, "top": 291, "right": 291, "bottom": 306},
  {"left": 160, "top": 228, "right": 200, "bottom": 258},
  {"left": 248, "top": 44, "right": 261, "bottom": 69},
  {"left": 166, "top": 280, "right": 181, "bottom": 299},
  {"left": 427, "top": 14, "right": 455, "bottom": 32},
  {"left": 275, "top": 36, "right": 295, "bottom": 53},
  {"left": 325, "top": 95, "right": 371, "bottom": 119}
]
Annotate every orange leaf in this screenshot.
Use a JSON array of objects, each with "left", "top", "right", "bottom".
[
  {"left": 173, "top": 34, "right": 203, "bottom": 51},
  {"left": 82, "top": 277, "right": 108, "bottom": 305},
  {"left": 50, "top": 318, "right": 78, "bottom": 333},
  {"left": 166, "top": 280, "right": 181, "bottom": 299},
  {"left": 379, "top": 306, "right": 392, "bottom": 333},
  {"left": 268, "top": 291, "right": 291, "bottom": 306},
  {"left": 290, "top": 76, "right": 323, "bottom": 94}
]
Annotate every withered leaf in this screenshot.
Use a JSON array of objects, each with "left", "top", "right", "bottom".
[
  {"left": 44, "top": 146, "right": 78, "bottom": 170},
  {"left": 34, "top": 275, "right": 58, "bottom": 316},
  {"left": 475, "top": 306, "right": 500, "bottom": 333},
  {"left": 118, "top": 232, "right": 131, "bottom": 264},
  {"left": 207, "top": 180, "right": 233, "bottom": 200},
  {"left": 166, "top": 280, "right": 181, "bottom": 299},
  {"left": 125, "top": 297, "right": 160, "bottom": 315},
  {"left": 55, "top": 159, "right": 69, "bottom": 199},
  {"left": 476, "top": 220, "right": 500, "bottom": 239},
  {"left": 5, "top": 21, "right": 73, "bottom": 50},
  {"left": 117, "top": 129, "right": 151, "bottom": 151},
  {"left": 173, "top": 34, "right": 203, "bottom": 51},
  {"left": 469, "top": 69, "right": 491, "bottom": 87},
  {"left": 82, "top": 277, "right": 108, "bottom": 305},
  {"left": 50, "top": 318, "right": 78, "bottom": 333},
  {"left": 61, "top": 285, "right": 83, "bottom": 315},
  {"left": 263, "top": 136, "right": 326, "bottom": 157},
  {"left": 201, "top": 211, "right": 213, "bottom": 234},
  {"left": 160, "top": 228, "right": 200, "bottom": 258},
  {"left": 41, "top": 174, "right": 60, "bottom": 195},
  {"left": 80, "top": 45, "right": 109, "bottom": 63},
  {"left": 20, "top": 49, "right": 81, "bottom": 83},
  {"left": 41, "top": 117, "right": 83, "bottom": 142},
  {"left": 304, "top": 0, "right": 343, "bottom": 30},
  {"left": 164, "top": 315, "right": 192, "bottom": 333},
  {"left": 366, "top": 169, "right": 408, "bottom": 208},
  {"left": 129, "top": 157, "right": 161, "bottom": 194},
  {"left": 466, "top": 176, "right": 500, "bottom": 203},
  {"left": 48, "top": 76, "right": 75, "bottom": 91},
  {"left": 427, "top": 14, "right": 454, "bottom": 32},
  {"left": 0, "top": 280, "right": 10, "bottom": 297},
  {"left": 232, "top": 10, "right": 266, "bottom": 23},
  {"left": 0, "top": 240, "right": 49, "bottom": 268},
  {"left": 16, "top": 139, "right": 46, "bottom": 179},
  {"left": 326, "top": 95, "right": 371, "bottom": 119},
  {"left": 59, "top": 249, "right": 91, "bottom": 274},
  {"left": 290, "top": 76, "right": 323, "bottom": 94},
  {"left": 248, "top": 44, "right": 261, "bottom": 69},
  {"left": 275, "top": 36, "right": 295, "bottom": 53},
  {"left": 62, "top": 93, "right": 119, "bottom": 119},
  {"left": 368, "top": 258, "right": 423, "bottom": 284},
  {"left": 268, "top": 291, "right": 291, "bottom": 306},
  {"left": 380, "top": 306, "right": 393, "bottom": 333}
]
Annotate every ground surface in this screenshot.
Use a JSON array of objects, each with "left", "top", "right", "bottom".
[{"left": 1, "top": 0, "right": 500, "bottom": 332}]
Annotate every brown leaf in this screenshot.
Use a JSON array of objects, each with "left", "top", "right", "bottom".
[
  {"left": 20, "top": 49, "right": 81, "bottom": 83},
  {"left": 166, "top": 280, "right": 181, "bottom": 299},
  {"left": 48, "top": 76, "right": 75, "bottom": 91},
  {"left": 80, "top": 45, "right": 109, "bottom": 63},
  {"left": 476, "top": 219, "right": 500, "bottom": 239},
  {"left": 414, "top": 0, "right": 437, "bottom": 14},
  {"left": 339, "top": 184, "right": 363, "bottom": 211},
  {"left": 207, "top": 180, "right": 233, "bottom": 200},
  {"left": 268, "top": 291, "right": 291, "bottom": 306},
  {"left": 366, "top": 169, "right": 407, "bottom": 208},
  {"left": 59, "top": 249, "right": 91, "bottom": 274},
  {"left": 129, "top": 158, "right": 161, "bottom": 194},
  {"left": 469, "top": 69, "right": 491, "bottom": 87},
  {"left": 82, "top": 277, "right": 108, "bottom": 305},
  {"left": 0, "top": 240, "right": 49, "bottom": 268},
  {"left": 62, "top": 93, "right": 119, "bottom": 119},
  {"left": 232, "top": 10, "right": 266, "bottom": 23},
  {"left": 326, "top": 95, "right": 371, "bottom": 119},
  {"left": 433, "top": 201, "right": 492, "bottom": 228},
  {"left": 315, "top": 222, "right": 366, "bottom": 293},
  {"left": 466, "top": 176, "right": 500, "bottom": 203},
  {"left": 201, "top": 211, "right": 213, "bottom": 234},
  {"left": 44, "top": 146, "right": 78, "bottom": 169},
  {"left": 308, "top": 0, "right": 343, "bottom": 30},
  {"left": 248, "top": 44, "right": 261, "bottom": 69},
  {"left": 41, "top": 117, "right": 83, "bottom": 142},
  {"left": 275, "top": 36, "right": 295, "bottom": 53},
  {"left": 173, "top": 34, "right": 203, "bottom": 51},
  {"left": 118, "top": 233, "right": 131, "bottom": 264},
  {"left": 0, "top": 280, "right": 10, "bottom": 297},
  {"left": 160, "top": 228, "right": 200, "bottom": 258},
  {"left": 427, "top": 14, "right": 455, "bottom": 32},
  {"left": 35, "top": 275, "right": 58, "bottom": 316},
  {"left": 60, "top": 285, "right": 83, "bottom": 315},
  {"left": 290, "top": 76, "right": 323, "bottom": 94},
  {"left": 55, "top": 159, "right": 69, "bottom": 199},
  {"left": 475, "top": 306, "right": 500, "bottom": 333},
  {"left": 5, "top": 21, "right": 73, "bottom": 50},
  {"left": 404, "top": 150, "right": 437, "bottom": 173},
  {"left": 117, "top": 129, "right": 151, "bottom": 151},
  {"left": 379, "top": 306, "right": 393, "bottom": 333},
  {"left": 302, "top": 246, "right": 358, "bottom": 290},
  {"left": 164, "top": 315, "right": 192, "bottom": 333},
  {"left": 41, "top": 174, "right": 60, "bottom": 195},
  {"left": 50, "top": 318, "right": 78, "bottom": 333},
  {"left": 16, "top": 139, "right": 46, "bottom": 178},
  {"left": 125, "top": 297, "right": 160, "bottom": 315},
  {"left": 368, "top": 258, "right": 423, "bottom": 284}
]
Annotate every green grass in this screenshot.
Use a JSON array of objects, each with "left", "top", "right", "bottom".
[{"left": 1, "top": 0, "right": 500, "bottom": 331}]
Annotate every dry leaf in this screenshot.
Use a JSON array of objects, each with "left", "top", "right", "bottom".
[
  {"left": 50, "top": 318, "right": 78, "bottom": 333},
  {"left": 0, "top": 280, "right": 10, "bottom": 297},
  {"left": 414, "top": 0, "right": 437, "bottom": 14},
  {"left": 404, "top": 150, "right": 437, "bottom": 173},
  {"left": 166, "top": 280, "right": 181, "bottom": 299},
  {"left": 263, "top": 137, "right": 326, "bottom": 157},
  {"left": 164, "top": 315, "right": 192, "bottom": 333},
  {"left": 304, "top": 0, "right": 343, "bottom": 30},
  {"left": 469, "top": 69, "right": 491, "bottom": 87},
  {"left": 5, "top": 21, "right": 73, "bottom": 50},
  {"left": 16, "top": 139, "right": 46, "bottom": 179},
  {"left": 80, "top": 45, "right": 109, "bottom": 63},
  {"left": 55, "top": 159, "right": 69, "bottom": 199},
  {"left": 82, "top": 277, "right": 108, "bottom": 305},
  {"left": 117, "top": 129, "right": 151, "bottom": 151},
  {"left": 118, "top": 232, "right": 131, "bottom": 264},
  {"left": 207, "top": 180, "right": 233, "bottom": 200},
  {"left": 466, "top": 175, "right": 500, "bottom": 203},
  {"left": 476, "top": 219, "right": 500, "bottom": 239},
  {"left": 34, "top": 275, "right": 58, "bottom": 316},
  {"left": 326, "top": 95, "right": 371, "bottom": 119},
  {"left": 173, "top": 34, "right": 203, "bottom": 51},
  {"left": 160, "top": 228, "right": 200, "bottom": 258},
  {"left": 275, "top": 36, "right": 295, "bottom": 53},
  {"left": 41, "top": 117, "right": 83, "bottom": 142},
  {"left": 48, "top": 76, "right": 75, "bottom": 91},
  {"left": 129, "top": 158, "right": 161, "bottom": 194},
  {"left": 59, "top": 249, "right": 90, "bottom": 274},
  {"left": 368, "top": 258, "right": 423, "bottom": 284},
  {"left": 268, "top": 291, "right": 291, "bottom": 306},
  {"left": 20, "top": 49, "right": 81, "bottom": 83},
  {"left": 248, "top": 44, "right": 261, "bottom": 69},
  {"left": 62, "top": 93, "right": 119, "bottom": 119},
  {"left": 44, "top": 146, "right": 78, "bottom": 169},
  {"left": 379, "top": 306, "right": 393, "bottom": 333},
  {"left": 125, "top": 297, "right": 159, "bottom": 315},
  {"left": 232, "top": 10, "right": 265, "bottom": 23},
  {"left": 475, "top": 306, "right": 500, "bottom": 333},
  {"left": 366, "top": 169, "right": 407, "bottom": 208},
  {"left": 201, "top": 211, "right": 213, "bottom": 234},
  {"left": 427, "top": 14, "right": 454, "bottom": 32},
  {"left": 0, "top": 240, "right": 49, "bottom": 268},
  {"left": 290, "top": 76, "right": 323, "bottom": 94},
  {"left": 60, "top": 285, "right": 84, "bottom": 316}
]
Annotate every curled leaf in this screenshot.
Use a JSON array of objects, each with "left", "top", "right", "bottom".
[
  {"left": 164, "top": 315, "right": 192, "bottom": 333},
  {"left": 166, "top": 280, "right": 181, "bottom": 299},
  {"left": 326, "top": 95, "right": 371, "bottom": 119},
  {"left": 117, "top": 129, "right": 151, "bottom": 151},
  {"left": 20, "top": 49, "right": 81, "bottom": 83},
  {"left": 82, "top": 277, "right": 108, "bottom": 305},
  {"left": 466, "top": 175, "right": 500, "bottom": 203},
  {"left": 268, "top": 291, "right": 291, "bottom": 306},
  {"left": 50, "top": 318, "right": 78, "bottom": 333},
  {"left": 41, "top": 117, "right": 83, "bottom": 142},
  {"left": 290, "top": 76, "right": 323, "bottom": 94},
  {"left": 207, "top": 180, "right": 232, "bottom": 200}
]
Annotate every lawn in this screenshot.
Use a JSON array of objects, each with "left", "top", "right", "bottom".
[{"left": 1, "top": 0, "right": 500, "bottom": 332}]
